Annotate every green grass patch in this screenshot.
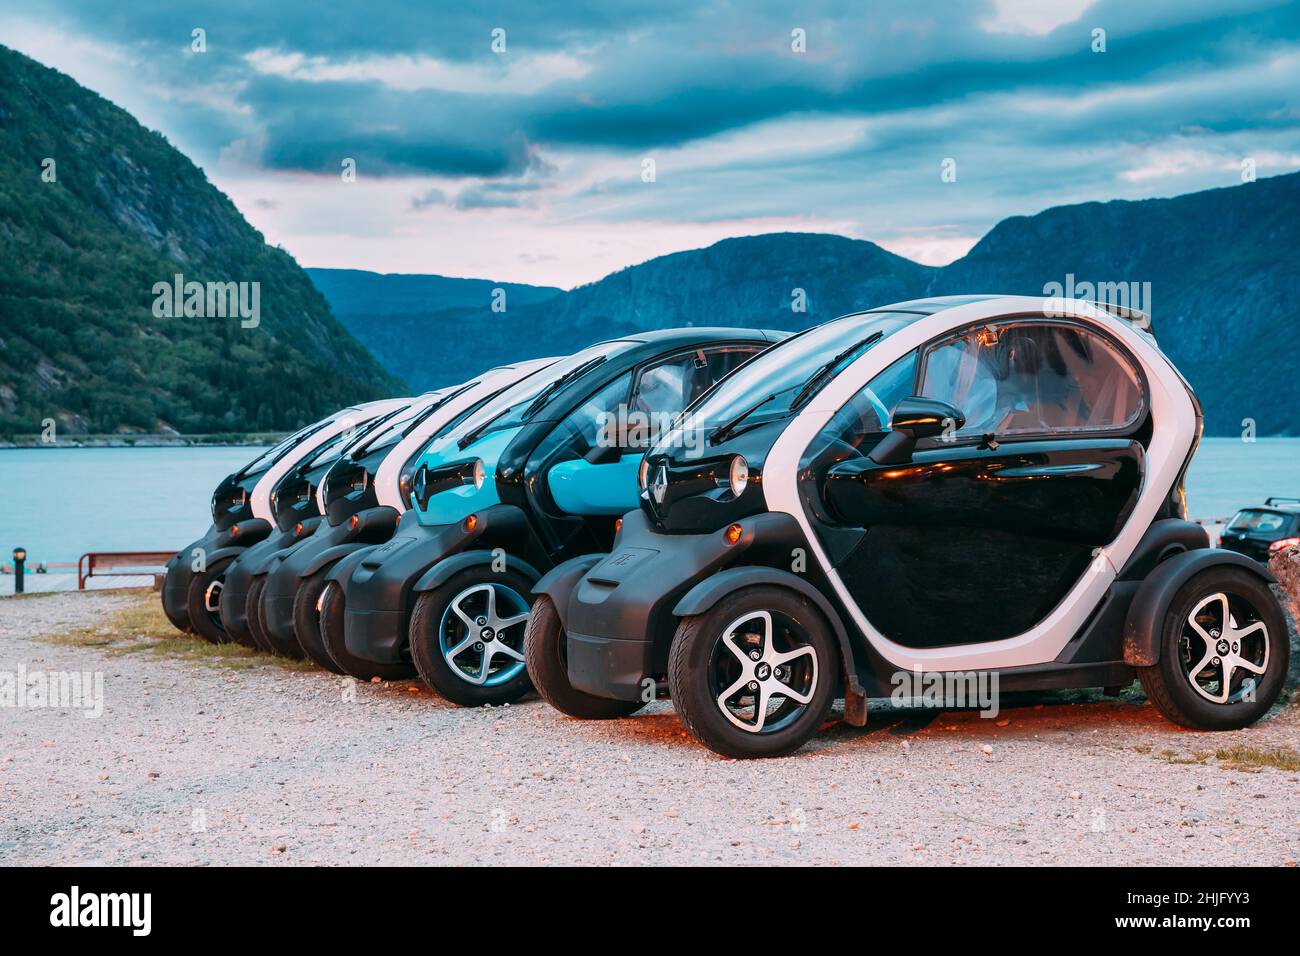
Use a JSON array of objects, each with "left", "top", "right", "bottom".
[
  {"left": 1209, "top": 746, "right": 1300, "bottom": 773},
  {"left": 40, "top": 592, "right": 315, "bottom": 671}
]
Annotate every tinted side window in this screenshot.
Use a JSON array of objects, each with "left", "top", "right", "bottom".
[
  {"left": 816, "top": 351, "right": 918, "bottom": 451},
  {"left": 919, "top": 322, "right": 1143, "bottom": 438},
  {"left": 633, "top": 347, "right": 762, "bottom": 423}
]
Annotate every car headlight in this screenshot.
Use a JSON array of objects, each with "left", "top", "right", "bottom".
[
  {"left": 638, "top": 456, "right": 650, "bottom": 491},
  {"left": 412, "top": 464, "right": 428, "bottom": 508},
  {"left": 471, "top": 458, "right": 485, "bottom": 490},
  {"left": 727, "top": 455, "right": 749, "bottom": 497}
]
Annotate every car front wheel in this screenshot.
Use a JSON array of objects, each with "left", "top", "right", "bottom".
[
  {"left": 409, "top": 567, "right": 535, "bottom": 706},
  {"left": 525, "top": 595, "right": 646, "bottom": 720},
  {"left": 1138, "top": 567, "right": 1289, "bottom": 730},
  {"left": 668, "top": 586, "right": 838, "bottom": 758}
]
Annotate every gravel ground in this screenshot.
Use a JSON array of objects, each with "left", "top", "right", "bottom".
[{"left": 1, "top": 590, "right": 1297, "bottom": 866}]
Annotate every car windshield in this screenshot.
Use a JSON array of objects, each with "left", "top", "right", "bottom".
[
  {"left": 1228, "top": 509, "right": 1291, "bottom": 532},
  {"left": 453, "top": 341, "right": 636, "bottom": 446},
  {"left": 351, "top": 386, "right": 470, "bottom": 457},
  {"left": 668, "top": 312, "right": 918, "bottom": 439},
  {"left": 237, "top": 418, "right": 332, "bottom": 476}
]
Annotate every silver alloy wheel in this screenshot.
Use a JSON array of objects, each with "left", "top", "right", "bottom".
[
  {"left": 1180, "top": 591, "right": 1269, "bottom": 704},
  {"left": 713, "top": 610, "right": 818, "bottom": 733},
  {"left": 439, "top": 583, "right": 531, "bottom": 686}
]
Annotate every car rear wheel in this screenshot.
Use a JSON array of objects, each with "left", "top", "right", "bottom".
[
  {"left": 186, "top": 556, "right": 236, "bottom": 645},
  {"left": 525, "top": 595, "right": 646, "bottom": 720},
  {"left": 1138, "top": 567, "right": 1288, "bottom": 730},
  {"left": 668, "top": 586, "right": 838, "bottom": 758},
  {"left": 292, "top": 568, "right": 345, "bottom": 673},
  {"left": 409, "top": 567, "right": 535, "bottom": 707},
  {"left": 319, "top": 580, "right": 416, "bottom": 681}
]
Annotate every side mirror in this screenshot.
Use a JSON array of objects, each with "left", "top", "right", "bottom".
[
  {"left": 584, "top": 443, "right": 623, "bottom": 465},
  {"left": 869, "top": 397, "right": 966, "bottom": 465}
]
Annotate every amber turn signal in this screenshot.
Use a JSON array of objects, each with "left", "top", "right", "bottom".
[
  {"left": 723, "top": 523, "right": 742, "bottom": 546},
  {"left": 294, "top": 522, "right": 303, "bottom": 535},
  {"left": 464, "top": 514, "right": 478, "bottom": 533},
  {"left": 614, "top": 517, "right": 623, "bottom": 534},
  {"left": 349, "top": 515, "right": 360, "bottom": 530}
]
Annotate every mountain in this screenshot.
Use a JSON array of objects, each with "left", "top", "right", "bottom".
[
  {"left": 313, "top": 234, "right": 934, "bottom": 391},
  {"left": 316, "top": 176, "right": 1299, "bottom": 434},
  {"left": 930, "top": 173, "right": 1300, "bottom": 435},
  {"left": 306, "top": 269, "right": 563, "bottom": 391},
  {"left": 0, "top": 44, "right": 401, "bottom": 437}
]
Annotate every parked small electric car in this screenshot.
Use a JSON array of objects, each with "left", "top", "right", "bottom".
[
  {"left": 1219, "top": 498, "right": 1300, "bottom": 564},
  {"left": 251, "top": 360, "right": 555, "bottom": 671},
  {"left": 527, "top": 295, "right": 1290, "bottom": 757},
  {"left": 160, "top": 399, "right": 408, "bottom": 641},
  {"left": 333, "top": 328, "right": 785, "bottom": 705}
]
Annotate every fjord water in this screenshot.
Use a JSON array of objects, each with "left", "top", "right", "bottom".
[{"left": 0, "top": 439, "right": 1296, "bottom": 565}]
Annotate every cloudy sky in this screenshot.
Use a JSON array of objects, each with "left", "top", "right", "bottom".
[{"left": 3, "top": 0, "right": 1298, "bottom": 287}]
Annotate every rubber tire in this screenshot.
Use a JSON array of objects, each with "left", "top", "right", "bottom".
[
  {"left": 668, "top": 586, "right": 838, "bottom": 759},
  {"left": 319, "top": 580, "right": 416, "bottom": 681},
  {"left": 186, "top": 556, "right": 236, "bottom": 645},
  {"left": 244, "top": 575, "right": 275, "bottom": 654},
  {"left": 161, "top": 559, "right": 195, "bottom": 633},
  {"left": 252, "top": 573, "right": 304, "bottom": 660},
  {"left": 292, "top": 568, "right": 345, "bottom": 673},
  {"left": 410, "top": 567, "right": 536, "bottom": 707},
  {"left": 1137, "top": 567, "right": 1289, "bottom": 731},
  {"left": 525, "top": 595, "right": 646, "bottom": 719}
]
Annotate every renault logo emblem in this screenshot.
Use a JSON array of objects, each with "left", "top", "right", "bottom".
[{"left": 651, "top": 464, "right": 668, "bottom": 505}]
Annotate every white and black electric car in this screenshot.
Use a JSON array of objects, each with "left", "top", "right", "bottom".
[
  {"left": 526, "top": 295, "right": 1290, "bottom": 758},
  {"left": 245, "top": 360, "right": 554, "bottom": 672},
  {"left": 160, "top": 398, "right": 409, "bottom": 641}
]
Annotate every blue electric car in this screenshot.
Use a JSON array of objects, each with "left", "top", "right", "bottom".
[
  {"left": 330, "top": 328, "right": 785, "bottom": 706},
  {"left": 246, "top": 361, "right": 554, "bottom": 671}
]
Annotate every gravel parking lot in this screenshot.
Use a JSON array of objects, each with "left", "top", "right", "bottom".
[{"left": 1, "top": 590, "right": 1297, "bottom": 866}]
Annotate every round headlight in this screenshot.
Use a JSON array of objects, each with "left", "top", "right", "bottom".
[
  {"left": 472, "top": 459, "right": 485, "bottom": 490},
  {"left": 728, "top": 455, "right": 749, "bottom": 497},
  {"left": 638, "top": 456, "right": 650, "bottom": 490},
  {"left": 412, "top": 465, "right": 428, "bottom": 506}
]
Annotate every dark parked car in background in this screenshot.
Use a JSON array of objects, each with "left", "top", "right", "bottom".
[{"left": 1219, "top": 498, "right": 1300, "bottom": 563}]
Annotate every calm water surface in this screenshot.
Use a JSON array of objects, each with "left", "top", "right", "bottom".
[{"left": 0, "top": 438, "right": 1295, "bottom": 564}]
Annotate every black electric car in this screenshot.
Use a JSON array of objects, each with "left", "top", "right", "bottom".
[
  {"left": 331, "top": 328, "right": 785, "bottom": 706},
  {"left": 160, "top": 399, "right": 408, "bottom": 642},
  {"left": 527, "top": 295, "right": 1290, "bottom": 757},
  {"left": 247, "top": 360, "right": 554, "bottom": 671},
  {"left": 1219, "top": 498, "right": 1300, "bottom": 564}
]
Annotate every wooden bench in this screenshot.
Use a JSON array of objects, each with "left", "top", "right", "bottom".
[{"left": 78, "top": 551, "right": 177, "bottom": 590}]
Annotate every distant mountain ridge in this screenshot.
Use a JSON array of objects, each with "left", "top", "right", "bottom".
[
  {"left": 0, "top": 44, "right": 401, "bottom": 437},
  {"left": 317, "top": 173, "right": 1300, "bottom": 435}
]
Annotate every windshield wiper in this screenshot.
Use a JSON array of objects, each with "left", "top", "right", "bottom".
[
  {"left": 709, "top": 392, "right": 781, "bottom": 445},
  {"left": 523, "top": 356, "right": 606, "bottom": 419},
  {"left": 788, "top": 331, "right": 883, "bottom": 411}
]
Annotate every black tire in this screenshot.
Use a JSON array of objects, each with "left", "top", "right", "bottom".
[
  {"left": 161, "top": 558, "right": 194, "bottom": 633},
  {"left": 525, "top": 595, "right": 646, "bottom": 720},
  {"left": 668, "top": 586, "right": 838, "bottom": 758},
  {"left": 186, "top": 557, "right": 236, "bottom": 645},
  {"left": 292, "top": 568, "right": 345, "bottom": 673},
  {"left": 252, "top": 574, "right": 304, "bottom": 660},
  {"left": 1138, "top": 567, "right": 1288, "bottom": 730},
  {"left": 410, "top": 567, "right": 535, "bottom": 706},
  {"left": 318, "top": 580, "right": 416, "bottom": 681},
  {"left": 244, "top": 575, "right": 275, "bottom": 654}
]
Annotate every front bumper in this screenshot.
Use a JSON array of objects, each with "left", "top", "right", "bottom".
[
  {"left": 560, "top": 511, "right": 767, "bottom": 701},
  {"left": 220, "top": 529, "right": 302, "bottom": 637}
]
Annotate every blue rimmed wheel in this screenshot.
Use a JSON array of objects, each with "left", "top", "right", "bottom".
[{"left": 409, "top": 567, "right": 535, "bottom": 706}]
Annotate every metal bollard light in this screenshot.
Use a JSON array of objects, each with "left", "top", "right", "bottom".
[{"left": 13, "top": 547, "right": 26, "bottom": 594}]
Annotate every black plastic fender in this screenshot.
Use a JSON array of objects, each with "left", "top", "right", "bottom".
[
  {"left": 412, "top": 549, "right": 544, "bottom": 593},
  {"left": 203, "top": 544, "right": 250, "bottom": 566},
  {"left": 532, "top": 554, "right": 604, "bottom": 628},
  {"left": 301, "top": 543, "right": 371, "bottom": 578},
  {"left": 1122, "top": 548, "right": 1277, "bottom": 667},
  {"left": 672, "top": 566, "right": 867, "bottom": 700},
  {"left": 325, "top": 544, "right": 378, "bottom": 586}
]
